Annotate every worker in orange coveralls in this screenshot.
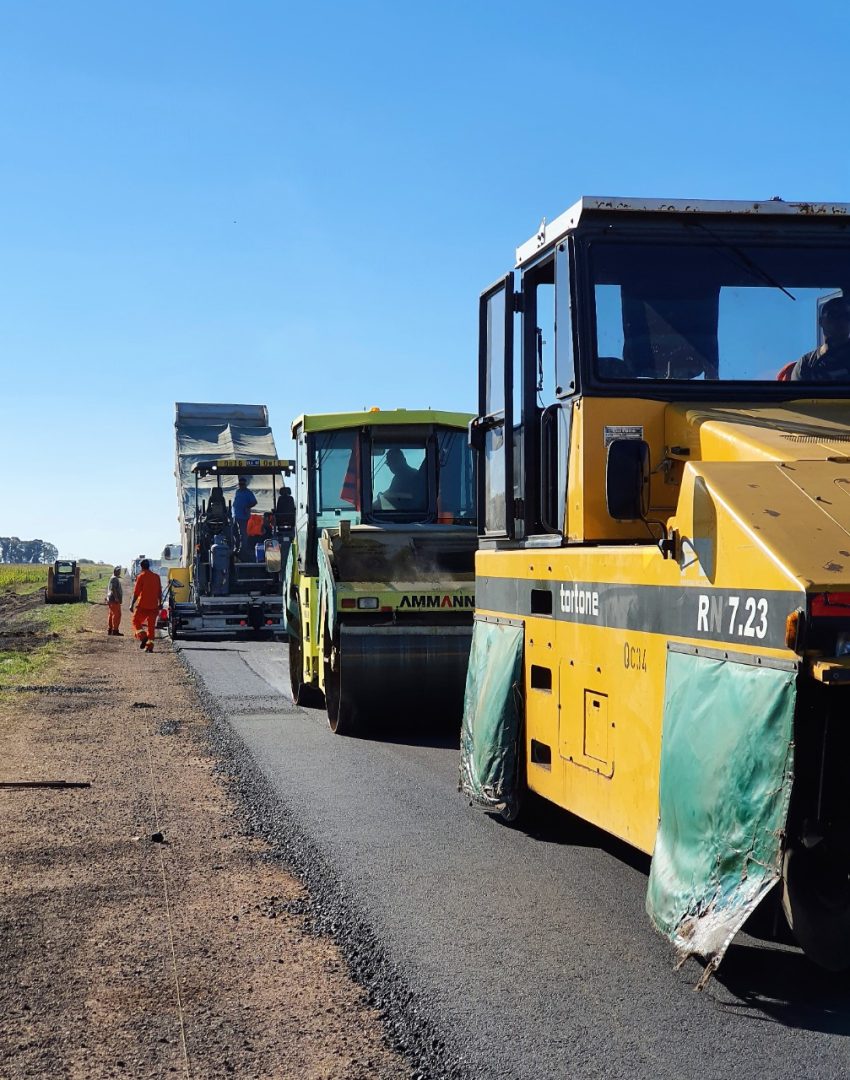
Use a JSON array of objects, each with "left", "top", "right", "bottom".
[
  {"left": 130, "top": 558, "right": 162, "bottom": 653},
  {"left": 106, "top": 566, "right": 124, "bottom": 636}
]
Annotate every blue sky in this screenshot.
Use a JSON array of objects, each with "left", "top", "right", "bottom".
[{"left": 2, "top": 0, "right": 849, "bottom": 562}]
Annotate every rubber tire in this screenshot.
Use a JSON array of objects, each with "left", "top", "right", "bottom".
[
  {"left": 324, "top": 655, "right": 358, "bottom": 736},
  {"left": 782, "top": 842, "right": 850, "bottom": 971},
  {"left": 79, "top": 585, "right": 88, "bottom": 603},
  {"left": 167, "top": 609, "right": 180, "bottom": 641}
]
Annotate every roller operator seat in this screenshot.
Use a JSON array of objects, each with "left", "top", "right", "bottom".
[{"left": 205, "top": 487, "right": 229, "bottom": 530}]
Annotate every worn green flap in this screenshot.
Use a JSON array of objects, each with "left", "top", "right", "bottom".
[
  {"left": 459, "top": 619, "right": 524, "bottom": 815},
  {"left": 647, "top": 651, "right": 796, "bottom": 973}
]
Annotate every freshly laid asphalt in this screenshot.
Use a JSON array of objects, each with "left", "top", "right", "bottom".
[{"left": 177, "top": 637, "right": 850, "bottom": 1080}]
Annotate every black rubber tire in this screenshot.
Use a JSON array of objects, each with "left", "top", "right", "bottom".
[
  {"left": 782, "top": 842, "right": 850, "bottom": 971},
  {"left": 79, "top": 585, "right": 88, "bottom": 603},
  {"left": 324, "top": 653, "right": 358, "bottom": 736}
]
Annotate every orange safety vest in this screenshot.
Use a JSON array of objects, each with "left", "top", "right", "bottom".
[{"left": 246, "top": 514, "right": 265, "bottom": 537}]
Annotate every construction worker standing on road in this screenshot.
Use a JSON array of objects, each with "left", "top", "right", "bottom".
[
  {"left": 106, "top": 566, "right": 124, "bottom": 636},
  {"left": 233, "top": 476, "right": 257, "bottom": 560},
  {"left": 130, "top": 559, "right": 162, "bottom": 653}
]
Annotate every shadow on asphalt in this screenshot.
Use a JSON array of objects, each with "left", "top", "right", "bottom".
[
  {"left": 503, "top": 793, "right": 653, "bottom": 874},
  {"left": 712, "top": 942, "right": 850, "bottom": 1036},
  {"left": 358, "top": 713, "right": 462, "bottom": 750},
  {"left": 175, "top": 632, "right": 278, "bottom": 646}
]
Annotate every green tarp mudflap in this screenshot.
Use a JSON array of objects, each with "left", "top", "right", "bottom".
[
  {"left": 647, "top": 650, "right": 796, "bottom": 982},
  {"left": 459, "top": 618, "right": 524, "bottom": 817}
]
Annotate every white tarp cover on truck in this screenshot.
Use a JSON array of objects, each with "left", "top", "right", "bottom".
[{"left": 174, "top": 402, "right": 281, "bottom": 533}]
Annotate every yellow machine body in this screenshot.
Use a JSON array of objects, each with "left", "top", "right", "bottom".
[
  {"left": 464, "top": 196, "right": 850, "bottom": 973},
  {"left": 479, "top": 396, "right": 850, "bottom": 853}
]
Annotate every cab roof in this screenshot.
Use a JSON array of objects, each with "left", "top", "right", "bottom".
[
  {"left": 516, "top": 195, "right": 850, "bottom": 267},
  {"left": 192, "top": 457, "right": 294, "bottom": 477},
  {"left": 291, "top": 408, "right": 473, "bottom": 437}
]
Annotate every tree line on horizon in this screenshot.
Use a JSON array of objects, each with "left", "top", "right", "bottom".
[{"left": 0, "top": 537, "right": 60, "bottom": 564}]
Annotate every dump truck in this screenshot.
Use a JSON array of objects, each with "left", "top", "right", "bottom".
[
  {"left": 461, "top": 196, "right": 850, "bottom": 978},
  {"left": 169, "top": 402, "right": 294, "bottom": 638},
  {"left": 44, "top": 560, "right": 86, "bottom": 603},
  {"left": 287, "top": 409, "right": 477, "bottom": 733}
]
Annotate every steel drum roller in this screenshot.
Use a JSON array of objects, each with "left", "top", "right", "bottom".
[{"left": 337, "top": 623, "right": 472, "bottom": 720}]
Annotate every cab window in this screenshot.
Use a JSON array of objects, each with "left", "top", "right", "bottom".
[
  {"left": 370, "top": 438, "right": 428, "bottom": 517},
  {"left": 591, "top": 238, "right": 850, "bottom": 383},
  {"left": 314, "top": 431, "right": 362, "bottom": 527}
]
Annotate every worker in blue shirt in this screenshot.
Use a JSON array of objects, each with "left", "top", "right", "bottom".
[{"left": 232, "top": 476, "right": 257, "bottom": 559}]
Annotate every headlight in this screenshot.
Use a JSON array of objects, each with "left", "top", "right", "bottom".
[
  {"left": 836, "top": 632, "right": 850, "bottom": 656},
  {"left": 357, "top": 597, "right": 379, "bottom": 610}
]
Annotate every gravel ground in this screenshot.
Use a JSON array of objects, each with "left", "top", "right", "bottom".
[{"left": 0, "top": 594, "right": 408, "bottom": 1079}]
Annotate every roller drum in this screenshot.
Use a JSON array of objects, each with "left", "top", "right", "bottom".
[{"left": 337, "top": 623, "right": 472, "bottom": 723}]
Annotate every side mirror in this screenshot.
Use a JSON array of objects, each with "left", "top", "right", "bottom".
[
  {"left": 606, "top": 439, "right": 650, "bottom": 521},
  {"left": 468, "top": 416, "right": 485, "bottom": 452}
]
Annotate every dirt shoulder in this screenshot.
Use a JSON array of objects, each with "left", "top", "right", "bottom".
[{"left": 0, "top": 592, "right": 407, "bottom": 1079}]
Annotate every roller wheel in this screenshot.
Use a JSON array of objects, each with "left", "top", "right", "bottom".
[
  {"left": 782, "top": 841, "right": 850, "bottom": 971},
  {"left": 288, "top": 622, "right": 323, "bottom": 707},
  {"left": 324, "top": 649, "right": 358, "bottom": 736}
]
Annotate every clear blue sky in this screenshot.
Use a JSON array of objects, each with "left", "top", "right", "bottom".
[{"left": 2, "top": 0, "right": 849, "bottom": 563}]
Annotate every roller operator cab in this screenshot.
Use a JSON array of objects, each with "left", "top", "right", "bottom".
[
  {"left": 287, "top": 409, "right": 477, "bottom": 735},
  {"left": 461, "top": 196, "right": 850, "bottom": 978}
]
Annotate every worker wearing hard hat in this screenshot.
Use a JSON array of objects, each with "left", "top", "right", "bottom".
[
  {"left": 106, "top": 566, "right": 124, "bottom": 636},
  {"left": 130, "top": 559, "right": 162, "bottom": 653}
]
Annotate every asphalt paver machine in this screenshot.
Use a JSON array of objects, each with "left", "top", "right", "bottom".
[{"left": 168, "top": 457, "right": 294, "bottom": 638}]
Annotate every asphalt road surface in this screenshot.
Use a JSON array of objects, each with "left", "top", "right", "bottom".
[{"left": 177, "top": 636, "right": 850, "bottom": 1080}]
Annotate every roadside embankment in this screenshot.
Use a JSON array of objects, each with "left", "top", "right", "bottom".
[{"left": 0, "top": 587, "right": 406, "bottom": 1078}]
